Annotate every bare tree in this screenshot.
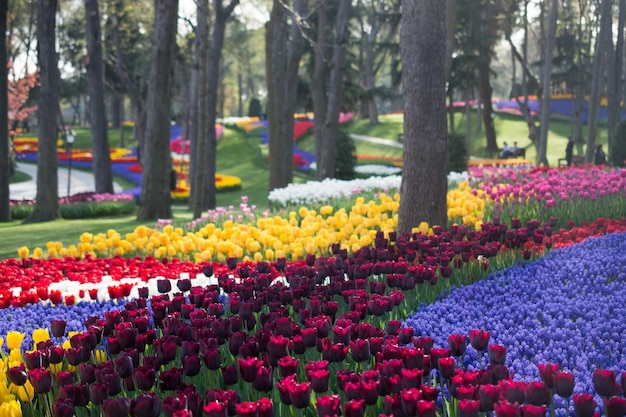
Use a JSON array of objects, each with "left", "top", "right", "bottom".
[
  {"left": 0, "top": 0, "right": 9, "bottom": 222},
  {"left": 137, "top": 0, "right": 178, "bottom": 220},
  {"left": 311, "top": 0, "right": 353, "bottom": 181},
  {"left": 397, "top": 0, "right": 448, "bottom": 233},
  {"left": 85, "top": 0, "right": 114, "bottom": 194},
  {"left": 266, "top": 0, "right": 308, "bottom": 191},
  {"left": 25, "top": 0, "right": 60, "bottom": 223}
]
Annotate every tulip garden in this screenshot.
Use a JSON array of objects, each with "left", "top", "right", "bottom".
[{"left": 0, "top": 162, "right": 625, "bottom": 417}]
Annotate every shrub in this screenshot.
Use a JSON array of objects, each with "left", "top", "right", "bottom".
[
  {"left": 248, "top": 98, "right": 262, "bottom": 118},
  {"left": 448, "top": 132, "right": 468, "bottom": 173},
  {"left": 611, "top": 118, "right": 626, "bottom": 167},
  {"left": 335, "top": 130, "right": 357, "bottom": 180}
]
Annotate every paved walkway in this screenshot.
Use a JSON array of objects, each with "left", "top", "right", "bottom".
[
  {"left": 351, "top": 134, "right": 404, "bottom": 149},
  {"left": 10, "top": 162, "right": 123, "bottom": 201}
]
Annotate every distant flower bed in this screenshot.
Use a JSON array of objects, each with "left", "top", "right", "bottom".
[
  {"left": 13, "top": 137, "right": 138, "bottom": 163},
  {"left": 355, "top": 164, "right": 402, "bottom": 176},
  {"left": 9, "top": 192, "right": 136, "bottom": 220}
]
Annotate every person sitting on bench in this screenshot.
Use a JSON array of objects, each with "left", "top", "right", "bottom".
[{"left": 500, "top": 142, "right": 513, "bottom": 158}]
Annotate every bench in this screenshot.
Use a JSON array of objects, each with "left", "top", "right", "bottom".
[
  {"left": 558, "top": 155, "right": 584, "bottom": 166},
  {"left": 503, "top": 148, "right": 526, "bottom": 159}
]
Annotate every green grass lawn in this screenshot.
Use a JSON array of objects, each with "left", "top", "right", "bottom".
[{"left": 9, "top": 169, "right": 31, "bottom": 184}]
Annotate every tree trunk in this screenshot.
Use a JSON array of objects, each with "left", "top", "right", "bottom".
[
  {"left": 203, "top": 0, "right": 240, "bottom": 211},
  {"left": 188, "top": 23, "right": 201, "bottom": 211},
  {"left": 137, "top": 0, "right": 178, "bottom": 221},
  {"left": 398, "top": 0, "right": 448, "bottom": 234},
  {"left": 0, "top": 0, "right": 9, "bottom": 222},
  {"left": 444, "top": 0, "right": 457, "bottom": 83},
  {"left": 118, "top": 95, "right": 125, "bottom": 148},
  {"left": 109, "top": 94, "right": 122, "bottom": 129},
  {"left": 85, "top": 0, "right": 114, "bottom": 194},
  {"left": 26, "top": 0, "right": 60, "bottom": 223},
  {"left": 192, "top": 0, "right": 209, "bottom": 219},
  {"left": 608, "top": 0, "right": 625, "bottom": 162},
  {"left": 585, "top": 0, "right": 611, "bottom": 163},
  {"left": 479, "top": 57, "right": 497, "bottom": 156},
  {"left": 537, "top": 0, "right": 558, "bottom": 167},
  {"left": 311, "top": 2, "right": 330, "bottom": 181},
  {"left": 267, "top": 0, "right": 307, "bottom": 192}
]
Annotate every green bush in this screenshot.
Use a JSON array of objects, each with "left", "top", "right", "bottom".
[
  {"left": 335, "top": 130, "right": 357, "bottom": 180},
  {"left": 248, "top": 98, "right": 262, "bottom": 118},
  {"left": 10, "top": 201, "right": 136, "bottom": 220},
  {"left": 448, "top": 132, "right": 468, "bottom": 173},
  {"left": 611, "top": 119, "right": 626, "bottom": 167}
]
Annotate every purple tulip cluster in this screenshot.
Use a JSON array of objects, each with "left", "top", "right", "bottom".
[
  {"left": 10, "top": 191, "right": 134, "bottom": 207},
  {"left": 405, "top": 232, "right": 626, "bottom": 416}
]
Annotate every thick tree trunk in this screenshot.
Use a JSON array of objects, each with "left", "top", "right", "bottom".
[
  {"left": 27, "top": 0, "right": 60, "bottom": 223},
  {"left": 85, "top": 0, "right": 114, "bottom": 194},
  {"left": 188, "top": 19, "right": 201, "bottom": 210},
  {"left": 479, "top": 58, "right": 497, "bottom": 157},
  {"left": 267, "top": 0, "right": 307, "bottom": 192},
  {"left": 585, "top": 0, "right": 611, "bottom": 163},
  {"left": 0, "top": 0, "right": 9, "bottom": 221},
  {"left": 444, "top": 0, "right": 457, "bottom": 83},
  {"left": 398, "top": 0, "right": 448, "bottom": 234},
  {"left": 137, "top": 0, "right": 178, "bottom": 220},
  {"left": 203, "top": 0, "right": 240, "bottom": 211},
  {"left": 192, "top": 0, "right": 209, "bottom": 219},
  {"left": 537, "top": 0, "right": 558, "bottom": 167},
  {"left": 311, "top": 2, "right": 330, "bottom": 180}
]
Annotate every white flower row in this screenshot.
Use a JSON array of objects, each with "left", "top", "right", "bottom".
[
  {"left": 354, "top": 164, "right": 402, "bottom": 176},
  {"left": 269, "top": 172, "right": 469, "bottom": 207}
]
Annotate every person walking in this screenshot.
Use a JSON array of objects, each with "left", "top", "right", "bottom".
[{"left": 594, "top": 144, "right": 606, "bottom": 165}]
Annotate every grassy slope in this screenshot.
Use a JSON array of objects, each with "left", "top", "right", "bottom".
[{"left": 1, "top": 113, "right": 609, "bottom": 260}]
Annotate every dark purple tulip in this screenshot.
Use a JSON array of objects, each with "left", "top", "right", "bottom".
[
  {"left": 226, "top": 257, "right": 238, "bottom": 270},
  {"left": 48, "top": 346, "right": 65, "bottom": 364},
  {"left": 573, "top": 393, "right": 597, "bottom": 417},
  {"left": 203, "top": 348, "right": 222, "bottom": 371},
  {"left": 417, "top": 400, "right": 437, "bottom": 417},
  {"left": 521, "top": 404, "right": 547, "bottom": 417},
  {"left": 316, "top": 394, "right": 341, "bottom": 417},
  {"left": 24, "top": 350, "right": 48, "bottom": 370},
  {"left": 159, "top": 367, "right": 183, "bottom": 391},
  {"left": 7, "top": 366, "right": 27, "bottom": 386},
  {"left": 176, "top": 278, "right": 191, "bottom": 292},
  {"left": 537, "top": 363, "right": 559, "bottom": 390},
  {"left": 553, "top": 371, "right": 575, "bottom": 398},
  {"left": 458, "top": 399, "right": 480, "bottom": 417},
  {"left": 183, "top": 354, "right": 201, "bottom": 377},
  {"left": 438, "top": 356, "right": 456, "bottom": 380},
  {"left": 101, "top": 370, "right": 122, "bottom": 396},
  {"left": 157, "top": 278, "right": 171, "bottom": 293},
  {"left": 398, "top": 327, "right": 414, "bottom": 344},
  {"left": 308, "top": 369, "right": 330, "bottom": 393},
  {"left": 448, "top": 334, "right": 467, "bottom": 357},
  {"left": 256, "top": 398, "right": 273, "bottom": 417},
  {"left": 421, "top": 385, "right": 440, "bottom": 402},
  {"left": 278, "top": 356, "right": 299, "bottom": 378},
  {"left": 56, "top": 371, "right": 74, "bottom": 388},
  {"left": 131, "top": 392, "right": 162, "bottom": 417},
  {"left": 494, "top": 401, "right": 520, "bottom": 417},
  {"left": 594, "top": 369, "right": 616, "bottom": 397},
  {"left": 606, "top": 397, "right": 626, "bottom": 417},
  {"left": 133, "top": 366, "right": 155, "bottom": 391},
  {"left": 401, "top": 367, "right": 424, "bottom": 390},
  {"left": 288, "top": 381, "right": 312, "bottom": 409},
  {"left": 52, "top": 398, "right": 75, "bottom": 417},
  {"left": 90, "top": 382, "right": 108, "bottom": 405},
  {"left": 502, "top": 380, "right": 526, "bottom": 404},
  {"left": 235, "top": 401, "right": 258, "bottom": 417},
  {"left": 28, "top": 367, "right": 52, "bottom": 394},
  {"left": 401, "top": 387, "right": 421, "bottom": 416},
  {"left": 344, "top": 399, "right": 366, "bottom": 417},
  {"left": 204, "top": 401, "right": 227, "bottom": 417},
  {"left": 103, "top": 397, "right": 131, "bottom": 417},
  {"left": 65, "top": 347, "right": 84, "bottom": 366},
  {"left": 488, "top": 344, "right": 507, "bottom": 365},
  {"left": 221, "top": 364, "right": 239, "bottom": 385},
  {"left": 50, "top": 319, "right": 67, "bottom": 338},
  {"left": 163, "top": 395, "right": 185, "bottom": 417},
  {"left": 525, "top": 381, "right": 550, "bottom": 406},
  {"left": 350, "top": 339, "right": 371, "bottom": 363},
  {"left": 479, "top": 384, "right": 500, "bottom": 412},
  {"left": 115, "top": 354, "right": 134, "bottom": 379},
  {"left": 252, "top": 365, "right": 273, "bottom": 392}
]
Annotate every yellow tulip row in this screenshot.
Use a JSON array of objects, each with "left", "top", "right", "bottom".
[{"left": 19, "top": 181, "right": 488, "bottom": 262}]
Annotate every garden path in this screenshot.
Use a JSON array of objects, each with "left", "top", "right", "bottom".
[{"left": 10, "top": 162, "right": 123, "bottom": 201}]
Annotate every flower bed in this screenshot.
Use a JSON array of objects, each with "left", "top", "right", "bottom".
[{"left": 9, "top": 192, "right": 136, "bottom": 220}]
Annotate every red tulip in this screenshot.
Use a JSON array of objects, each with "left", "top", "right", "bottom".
[
  {"left": 288, "top": 381, "right": 311, "bottom": 409},
  {"left": 235, "top": 402, "right": 258, "bottom": 417},
  {"left": 28, "top": 367, "right": 52, "bottom": 394},
  {"left": 344, "top": 399, "right": 366, "bottom": 417},
  {"left": 593, "top": 369, "right": 616, "bottom": 398},
  {"left": 316, "top": 395, "right": 341, "bottom": 417},
  {"left": 479, "top": 384, "right": 500, "bottom": 412},
  {"left": 438, "top": 356, "right": 455, "bottom": 380},
  {"left": 537, "top": 363, "right": 559, "bottom": 389},
  {"left": 458, "top": 399, "right": 480, "bottom": 417},
  {"left": 7, "top": 365, "right": 27, "bottom": 386},
  {"left": 524, "top": 381, "right": 550, "bottom": 406},
  {"left": 521, "top": 404, "right": 547, "bottom": 417},
  {"left": 553, "top": 371, "right": 575, "bottom": 398},
  {"left": 606, "top": 397, "right": 626, "bottom": 417},
  {"left": 573, "top": 393, "right": 597, "bottom": 417},
  {"left": 448, "top": 334, "right": 467, "bottom": 356},
  {"left": 494, "top": 401, "right": 521, "bottom": 417},
  {"left": 488, "top": 344, "right": 507, "bottom": 365},
  {"left": 416, "top": 400, "right": 437, "bottom": 417},
  {"left": 469, "top": 329, "right": 491, "bottom": 351}
]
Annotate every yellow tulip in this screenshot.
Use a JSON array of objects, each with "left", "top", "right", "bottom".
[
  {"left": 16, "top": 247, "right": 28, "bottom": 259},
  {"left": 10, "top": 381, "right": 33, "bottom": 403},
  {"left": 31, "top": 329, "right": 50, "bottom": 347},
  {"left": 5, "top": 332, "right": 24, "bottom": 351}
]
